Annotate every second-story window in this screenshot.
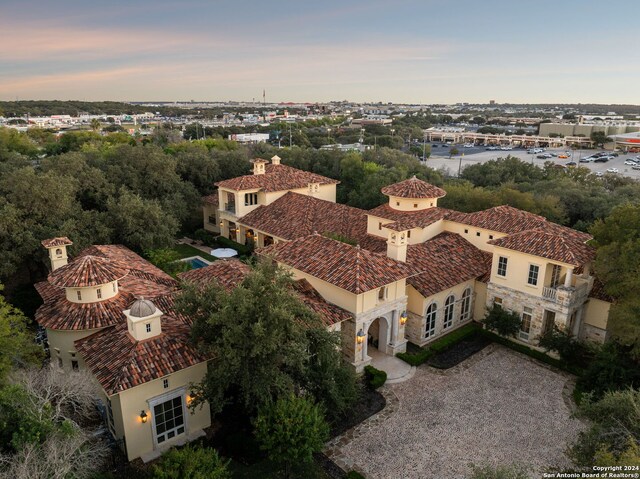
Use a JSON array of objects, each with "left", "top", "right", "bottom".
[
  {"left": 96, "top": 288, "right": 102, "bottom": 299},
  {"left": 244, "top": 193, "right": 258, "bottom": 206},
  {"left": 497, "top": 256, "right": 508, "bottom": 277},
  {"left": 76, "top": 290, "right": 82, "bottom": 301},
  {"left": 527, "top": 264, "right": 540, "bottom": 286},
  {"left": 146, "top": 323, "right": 151, "bottom": 333}
]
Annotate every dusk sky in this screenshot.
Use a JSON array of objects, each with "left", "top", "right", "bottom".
[{"left": 1, "top": 0, "right": 639, "bottom": 104}]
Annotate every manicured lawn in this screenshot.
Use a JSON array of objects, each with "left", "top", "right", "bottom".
[{"left": 170, "top": 243, "right": 217, "bottom": 263}]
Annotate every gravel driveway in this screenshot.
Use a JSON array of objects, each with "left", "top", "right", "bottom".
[{"left": 339, "top": 345, "right": 583, "bottom": 479}]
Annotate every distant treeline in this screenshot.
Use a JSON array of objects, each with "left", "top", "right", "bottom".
[{"left": 0, "top": 100, "right": 198, "bottom": 117}]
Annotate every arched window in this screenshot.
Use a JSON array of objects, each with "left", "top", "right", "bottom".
[
  {"left": 55, "top": 248, "right": 62, "bottom": 256},
  {"left": 460, "top": 288, "right": 472, "bottom": 322},
  {"left": 443, "top": 295, "right": 455, "bottom": 329},
  {"left": 425, "top": 303, "right": 437, "bottom": 339}
]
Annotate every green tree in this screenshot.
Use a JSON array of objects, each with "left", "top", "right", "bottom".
[
  {"left": 90, "top": 118, "right": 101, "bottom": 131},
  {"left": 570, "top": 388, "right": 640, "bottom": 467},
  {"left": 482, "top": 304, "right": 521, "bottom": 337},
  {"left": 178, "top": 259, "right": 357, "bottom": 417},
  {"left": 254, "top": 395, "right": 329, "bottom": 479},
  {"left": 448, "top": 146, "right": 460, "bottom": 158},
  {"left": 591, "top": 204, "right": 640, "bottom": 357},
  {"left": 106, "top": 189, "right": 179, "bottom": 252},
  {"left": 0, "top": 285, "right": 43, "bottom": 381},
  {"left": 591, "top": 131, "right": 611, "bottom": 147},
  {"left": 152, "top": 445, "right": 231, "bottom": 479}
]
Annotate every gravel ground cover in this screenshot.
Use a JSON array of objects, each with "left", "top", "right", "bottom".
[{"left": 339, "top": 345, "right": 584, "bottom": 479}]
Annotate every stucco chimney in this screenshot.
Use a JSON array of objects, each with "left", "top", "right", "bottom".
[
  {"left": 386, "top": 228, "right": 408, "bottom": 262},
  {"left": 252, "top": 158, "right": 268, "bottom": 175},
  {"left": 41, "top": 237, "right": 73, "bottom": 271},
  {"left": 271, "top": 155, "right": 281, "bottom": 165}
]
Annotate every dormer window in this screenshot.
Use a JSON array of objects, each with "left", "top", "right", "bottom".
[
  {"left": 76, "top": 290, "right": 82, "bottom": 301},
  {"left": 96, "top": 288, "right": 102, "bottom": 299},
  {"left": 244, "top": 193, "right": 258, "bottom": 206},
  {"left": 55, "top": 248, "right": 62, "bottom": 256},
  {"left": 146, "top": 323, "right": 151, "bottom": 333}
]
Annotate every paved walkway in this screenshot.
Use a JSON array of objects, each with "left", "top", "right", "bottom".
[
  {"left": 327, "top": 345, "right": 583, "bottom": 479},
  {"left": 368, "top": 348, "right": 415, "bottom": 384}
]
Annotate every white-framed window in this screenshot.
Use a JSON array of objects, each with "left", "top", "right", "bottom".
[
  {"left": 425, "top": 303, "right": 437, "bottom": 338},
  {"left": 443, "top": 295, "right": 455, "bottom": 329},
  {"left": 244, "top": 193, "right": 258, "bottom": 206},
  {"left": 76, "top": 290, "right": 82, "bottom": 301},
  {"left": 146, "top": 323, "right": 152, "bottom": 333},
  {"left": 519, "top": 307, "right": 533, "bottom": 341},
  {"left": 497, "top": 256, "right": 508, "bottom": 277},
  {"left": 96, "top": 288, "right": 102, "bottom": 299},
  {"left": 527, "top": 264, "right": 540, "bottom": 286},
  {"left": 460, "top": 288, "right": 472, "bottom": 322},
  {"left": 163, "top": 378, "right": 169, "bottom": 389},
  {"left": 153, "top": 395, "right": 185, "bottom": 445}
]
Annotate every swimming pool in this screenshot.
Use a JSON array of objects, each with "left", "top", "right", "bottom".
[{"left": 180, "top": 256, "right": 213, "bottom": 269}]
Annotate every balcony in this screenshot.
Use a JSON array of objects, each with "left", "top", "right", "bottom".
[{"left": 542, "top": 286, "right": 557, "bottom": 301}]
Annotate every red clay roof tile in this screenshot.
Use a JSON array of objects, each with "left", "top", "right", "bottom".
[
  {"left": 381, "top": 176, "right": 446, "bottom": 199},
  {"left": 48, "top": 255, "right": 129, "bottom": 288}
]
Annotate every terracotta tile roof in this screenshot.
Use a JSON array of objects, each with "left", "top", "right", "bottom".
[
  {"left": 292, "top": 279, "right": 352, "bottom": 326},
  {"left": 589, "top": 278, "right": 614, "bottom": 303},
  {"left": 260, "top": 234, "right": 411, "bottom": 294},
  {"left": 78, "top": 245, "right": 177, "bottom": 286},
  {"left": 406, "top": 233, "right": 491, "bottom": 297},
  {"left": 446, "top": 205, "right": 591, "bottom": 240},
  {"left": 75, "top": 316, "right": 205, "bottom": 395},
  {"left": 35, "top": 285, "right": 135, "bottom": 330},
  {"left": 239, "top": 192, "right": 369, "bottom": 243},
  {"left": 48, "top": 255, "right": 130, "bottom": 288},
  {"left": 202, "top": 193, "right": 219, "bottom": 206},
  {"left": 381, "top": 176, "right": 446, "bottom": 199},
  {"left": 41, "top": 237, "right": 73, "bottom": 248},
  {"left": 358, "top": 234, "right": 388, "bottom": 254},
  {"left": 179, "top": 259, "right": 252, "bottom": 291},
  {"left": 367, "top": 204, "right": 451, "bottom": 230},
  {"left": 36, "top": 245, "right": 177, "bottom": 331},
  {"left": 488, "top": 229, "right": 595, "bottom": 266},
  {"left": 215, "top": 161, "right": 339, "bottom": 192}
]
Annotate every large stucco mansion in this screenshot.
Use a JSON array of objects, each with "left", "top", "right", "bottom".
[
  {"left": 203, "top": 155, "right": 612, "bottom": 368},
  {"left": 34, "top": 155, "right": 612, "bottom": 462}
]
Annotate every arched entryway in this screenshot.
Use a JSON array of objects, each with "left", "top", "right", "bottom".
[{"left": 367, "top": 316, "right": 390, "bottom": 354}]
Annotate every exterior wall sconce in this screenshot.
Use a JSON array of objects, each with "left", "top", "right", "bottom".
[
  {"left": 356, "top": 329, "right": 365, "bottom": 344},
  {"left": 219, "top": 220, "right": 223, "bottom": 227},
  {"left": 400, "top": 311, "right": 408, "bottom": 325},
  {"left": 140, "top": 410, "right": 148, "bottom": 423}
]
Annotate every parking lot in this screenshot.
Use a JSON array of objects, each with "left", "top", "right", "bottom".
[{"left": 425, "top": 144, "right": 640, "bottom": 179}]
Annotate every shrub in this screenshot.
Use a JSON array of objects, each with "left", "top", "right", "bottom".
[
  {"left": 396, "top": 323, "right": 480, "bottom": 366},
  {"left": 253, "top": 395, "right": 329, "bottom": 478},
  {"left": 152, "top": 444, "right": 231, "bottom": 479},
  {"left": 482, "top": 305, "right": 521, "bottom": 337},
  {"left": 577, "top": 341, "right": 640, "bottom": 399},
  {"left": 193, "top": 228, "right": 218, "bottom": 247},
  {"left": 346, "top": 472, "right": 366, "bottom": 479},
  {"left": 538, "top": 326, "right": 593, "bottom": 365},
  {"left": 364, "top": 365, "right": 387, "bottom": 389}
]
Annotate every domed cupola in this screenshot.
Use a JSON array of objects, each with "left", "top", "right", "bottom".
[
  {"left": 125, "top": 297, "right": 163, "bottom": 341},
  {"left": 381, "top": 176, "right": 446, "bottom": 211},
  {"left": 48, "top": 255, "right": 129, "bottom": 304}
]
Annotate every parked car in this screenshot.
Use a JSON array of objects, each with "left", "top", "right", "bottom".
[
  {"left": 633, "top": 165, "right": 640, "bottom": 170},
  {"left": 594, "top": 157, "right": 609, "bottom": 163},
  {"left": 463, "top": 143, "right": 474, "bottom": 148},
  {"left": 580, "top": 158, "right": 594, "bottom": 163},
  {"left": 536, "top": 154, "right": 547, "bottom": 159},
  {"left": 595, "top": 171, "right": 604, "bottom": 177},
  {"left": 558, "top": 154, "right": 569, "bottom": 159},
  {"left": 624, "top": 160, "right": 638, "bottom": 166},
  {"left": 566, "top": 161, "right": 577, "bottom": 167},
  {"left": 486, "top": 146, "right": 498, "bottom": 150},
  {"left": 500, "top": 146, "right": 513, "bottom": 150},
  {"left": 606, "top": 167, "right": 619, "bottom": 173}
]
